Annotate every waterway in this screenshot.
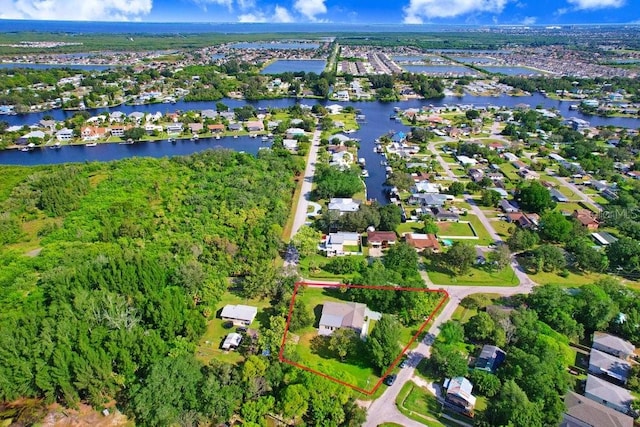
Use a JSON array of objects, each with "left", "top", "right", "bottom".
[
  {"left": 261, "top": 60, "right": 327, "bottom": 74},
  {"left": 2, "top": 94, "right": 640, "bottom": 204},
  {"left": 0, "top": 63, "right": 114, "bottom": 71}
]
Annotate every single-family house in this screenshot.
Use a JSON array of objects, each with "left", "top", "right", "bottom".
[
  {"left": 245, "top": 120, "right": 264, "bottom": 132},
  {"left": 109, "top": 111, "right": 124, "bottom": 122},
  {"left": 413, "top": 181, "right": 440, "bottom": 194},
  {"left": 110, "top": 126, "right": 126, "bottom": 137},
  {"left": 220, "top": 304, "right": 258, "bottom": 326},
  {"left": 574, "top": 209, "right": 599, "bottom": 231},
  {"left": 405, "top": 233, "right": 441, "bottom": 253},
  {"left": 584, "top": 375, "right": 634, "bottom": 415},
  {"left": 562, "top": 391, "right": 633, "bottom": 427},
  {"left": 201, "top": 109, "right": 218, "bottom": 119},
  {"left": 16, "top": 130, "right": 46, "bottom": 144},
  {"left": 286, "top": 128, "right": 306, "bottom": 139},
  {"left": 475, "top": 345, "right": 507, "bottom": 373},
  {"left": 283, "top": 139, "right": 299, "bottom": 152},
  {"left": 550, "top": 188, "right": 569, "bottom": 203},
  {"left": 409, "top": 193, "right": 448, "bottom": 208},
  {"left": 430, "top": 207, "right": 460, "bottom": 222},
  {"left": 592, "top": 332, "right": 635, "bottom": 359},
  {"left": 56, "top": 128, "right": 74, "bottom": 141},
  {"left": 221, "top": 332, "right": 242, "bottom": 350},
  {"left": 219, "top": 111, "right": 236, "bottom": 121},
  {"left": 588, "top": 349, "right": 631, "bottom": 384},
  {"left": 499, "top": 199, "right": 519, "bottom": 214},
  {"left": 503, "top": 152, "right": 519, "bottom": 162},
  {"left": 335, "top": 90, "right": 349, "bottom": 101},
  {"left": 443, "top": 377, "right": 477, "bottom": 412},
  {"left": 208, "top": 124, "right": 225, "bottom": 133},
  {"left": 456, "top": 155, "right": 477, "bottom": 166},
  {"left": 330, "top": 133, "right": 353, "bottom": 145},
  {"left": 81, "top": 126, "right": 108, "bottom": 141},
  {"left": 326, "top": 104, "right": 343, "bottom": 115},
  {"left": 518, "top": 169, "right": 540, "bottom": 180},
  {"left": 128, "top": 111, "right": 145, "bottom": 123},
  {"left": 39, "top": 119, "right": 57, "bottom": 131},
  {"left": 591, "top": 232, "right": 618, "bottom": 246},
  {"left": 166, "top": 123, "right": 184, "bottom": 134},
  {"left": 318, "top": 301, "right": 375, "bottom": 339},
  {"left": 468, "top": 168, "right": 485, "bottom": 182},
  {"left": 328, "top": 198, "right": 360, "bottom": 214},
  {"left": 322, "top": 232, "right": 361, "bottom": 257},
  {"left": 330, "top": 151, "right": 354, "bottom": 169},
  {"left": 489, "top": 187, "right": 509, "bottom": 199},
  {"left": 367, "top": 231, "right": 397, "bottom": 250},
  {"left": 228, "top": 123, "right": 242, "bottom": 132},
  {"left": 188, "top": 123, "right": 204, "bottom": 134}
]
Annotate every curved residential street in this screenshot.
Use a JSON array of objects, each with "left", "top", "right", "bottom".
[{"left": 290, "top": 129, "right": 322, "bottom": 238}]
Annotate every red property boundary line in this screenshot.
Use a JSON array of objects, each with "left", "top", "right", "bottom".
[{"left": 278, "top": 281, "right": 449, "bottom": 395}]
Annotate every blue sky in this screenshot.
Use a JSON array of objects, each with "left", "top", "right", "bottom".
[{"left": 0, "top": 0, "right": 638, "bottom": 24}]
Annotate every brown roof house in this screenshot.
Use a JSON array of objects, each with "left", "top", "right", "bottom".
[
  {"left": 318, "top": 302, "right": 380, "bottom": 339},
  {"left": 405, "top": 233, "right": 441, "bottom": 253},
  {"left": 367, "top": 231, "right": 397, "bottom": 257},
  {"left": 573, "top": 209, "right": 600, "bottom": 231}
]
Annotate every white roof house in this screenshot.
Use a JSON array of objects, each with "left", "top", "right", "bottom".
[
  {"left": 456, "top": 155, "right": 477, "bottom": 166},
  {"left": 585, "top": 375, "right": 634, "bottom": 415},
  {"left": 221, "top": 332, "right": 242, "bottom": 350},
  {"left": 593, "top": 332, "right": 635, "bottom": 359},
  {"left": 323, "top": 232, "right": 361, "bottom": 257},
  {"left": 589, "top": 349, "right": 631, "bottom": 383},
  {"left": 328, "top": 198, "right": 360, "bottom": 213},
  {"left": 220, "top": 304, "right": 258, "bottom": 326},
  {"left": 413, "top": 181, "right": 440, "bottom": 193}
]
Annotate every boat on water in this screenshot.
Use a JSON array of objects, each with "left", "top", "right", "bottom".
[
  {"left": 20, "top": 142, "right": 36, "bottom": 152},
  {"left": 267, "top": 133, "right": 273, "bottom": 138},
  {"left": 168, "top": 137, "right": 176, "bottom": 143},
  {"left": 215, "top": 135, "right": 221, "bottom": 140},
  {"left": 569, "top": 105, "right": 579, "bottom": 110},
  {"left": 261, "top": 136, "right": 269, "bottom": 142},
  {"left": 233, "top": 134, "right": 238, "bottom": 139},
  {"left": 358, "top": 158, "right": 366, "bottom": 166},
  {"left": 361, "top": 170, "right": 369, "bottom": 178},
  {"left": 191, "top": 134, "right": 199, "bottom": 141},
  {"left": 51, "top": 142, "right": 62, "bottom": 149},
  {"left": 249, "top": 133, "right": 257, "bottom": 138},
  {"left": 85, "top": 142, "right": 98, "bottom": 147}
]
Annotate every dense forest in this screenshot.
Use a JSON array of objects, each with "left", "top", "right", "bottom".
[{"left": 0, "top": 149, "right": 372, "bottom": 426}]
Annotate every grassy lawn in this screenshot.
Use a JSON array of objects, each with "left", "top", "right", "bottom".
[
  {"left": 464, "top": 215, "right": 494, "bottom": 245},
  {"left": 556, "top": 202, "right": 588, "bottom": 213},
  {"left": 396, "top": 381, "right": 448, "bottom": 427},
  {"left": 298, "top": 254, "right": 356, "bottom": 282},
  {"left": 290, "top": 286, "right": 443, "bottom": 393},
  {"left": 396, "top": 222, "right": 424, "bottom": 235},
  {"left": 196, "top": 292, "right": 271, "bottom": 366},
  {"left": 424, "top": 258, "right": 519, "bottom": 287},
  {"left": 451, "top": 305, "right": 478, "bottom": 323},
  {"left": 436, "top": 221, "right": 475, "bottom": 237},
  {"left": 499, "top": 163, "right": 520, "bottom": 182},
  {"left": 492, "top": 219, "right": 513, "bottom": 239}
]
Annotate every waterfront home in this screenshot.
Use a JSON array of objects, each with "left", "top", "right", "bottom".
[
  {"left": 109, "top": 111, "right": 124, "bottom": 123},
  {"left": 208, "top": 124, "right": 225, "bottom": 133},
  {"left": 17, "top": 130, "right": 45, "bottom": 145},
  {"left": 328, "top": 198, "right": 360, "bottom": 214},
  {"left": 286, "top": 128, "right": 306, "bottom": 138},
  {"left": 326, "top": 104, "right": 343, "bottom": 115},
  {"left": 330, "top": 151, "right": 354, "bottom": 169},
  {"left": 144, "top": 124, "right": 163, "bottom": 135},
  {"left": 219, "top": 111, "right": 236, "bottom": 121},
  {"left": 413, "top": 181, "right": 440, "bottom": 194},
  {"left": 283, "top": 139, "right": 299, "bottom": 152},
  {"left": 55, "top": 128, "right": 74, "bottom": 141},
  {"left": 408, "top": 193, "right": 448, "bottom": 208},
  {"left": 81, "top": 126, "right": 108, "bottom": 141},
  {"left": 128, "top": 111, "right": 145, "bottom": 123},
  {"left": 188, "top": 123, "right": 204, "bottom": 134},
  {"left": 166, "top": 123, "right": 184, "bottom": 134},
  {"left": 335, "top": 90, "right": 349, "bottom": 101},
  {"left": 245, "top": 120, "right": 264, "bottom": 132},
  {"left": 201, "top": 109, "right": 218, "bottom": 119}
]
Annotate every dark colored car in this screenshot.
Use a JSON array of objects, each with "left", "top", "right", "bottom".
[
  {"left": 399, "top": 360, "right": 408, "bottom": 368},
  {"left": 384, "top": 374, "right": 397, "bottom": 386}
]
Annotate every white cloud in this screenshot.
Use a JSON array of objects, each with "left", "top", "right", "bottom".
[
  {"left": 273, "top": 5, "right": 293, "bottom": 22},
  {"left": 522, "top": 16, "right": 537, "bottom": 25},
  {"left": 238, "top": 5, "right": 293, "bottom": 23},
  {"left": 0, "top": 0, "right": 152, "bottom": 20},
  {"left": 189, "top": 0, "right": 234, "bottom": 12},
  {"left": 293, "top": 0, "right": 326, "bottom": 21},
  {"left": 403, "top": 0, "right": 511, "bottom": 24},
  {"left": 238, "top": 11, "right": 265, "bottom": 22},
  {"left": 567, "top": 0, "right": 625, "bottom": 10}
]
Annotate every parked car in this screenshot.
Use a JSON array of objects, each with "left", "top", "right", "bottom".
[
  {"left": 384, "top": 374, "right": 397, "bottom": 386},
  {"left": 399, "top": 360, "right": 408, "bottom": 368}
]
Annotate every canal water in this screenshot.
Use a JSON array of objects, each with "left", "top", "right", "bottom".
[{"left": 1, "top": 94, "right": 639, "bottom": 204}]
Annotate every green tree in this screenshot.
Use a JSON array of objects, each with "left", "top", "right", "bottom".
[
  {"left": 383, "top": 242, "right": 419, "bottom": 278},
  {"left": 328, "top": 328, "right": 358, "bottom": 361},
  {"left": 539, "top": 211, "right": 573, "bottom": 243},
  {"left": 484, "top": 380, "right": 543, "bottom": 427},
  {"left": 438, "top": 321, "right": 465, "bottom": 345},
  {"left": 445, "top": 242, "right": 476, "bottom": 275},
  {"left": 123, "top": 127, "right": 145, "bottom": 141},
  {"left": 507, "top": 228, "right": 539, "bottom": 252},
  {"left": 575, "top": 284, "right": 617, "bottom": 333},
  {"left": 515, "top": 181, "right": 555, "bottom": 214},
  {"left": 379, "top": 204, "right": 402, "bottom": 231},
  {"left": 367, "top": 314, "right": 402, "bottom": 372},
  {"left": 469, "top": 370, "right": 501, "bottom": 397},
  {"left": 280, "top": 384, "right": 309, "bottom": 423},
  {"left": 488, "top": 245, "right": 511, "bottom": 271},
  {"left": 481, "top": 189, "right": 502, "bottom": 208},
  {"left": 386, "top": 172, "right": 414, "bottom": 192},
  {"left": 531, "top": 244, "right": 566, "bottom": 273},
  {"left": 429, "top": 343, "right": 469, "bottom": 379},
  {"left": 464, "top": 312, "right": 497, "bottom": 344},
  {"left": 423, "top": 216, "right": 439, "bottom": 234},
  {"left": 606, "top": 237, "right": 640, "bottom": 275},
  {"left": 289, "top": 299, "right": 314, "bottom": 332},
  {"left": 447, "top": 181, "right": 465, "bottom": 196},
  {"left": 292, "top": 226, "right": 322, "bottom": 258}
]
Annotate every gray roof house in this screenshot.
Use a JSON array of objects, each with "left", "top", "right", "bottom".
[
  {"left": 584, "top": 375, "right": 634, "bottom": 415},
  {"left": 475, "top": 345, "right": 506, "bottom": 373},
  {"left": 499, "top": 199, "right": 519, "bottom": 213},
  {"left": 409, "top": 193, "right": 448, "bottom": 207},
  {"left": 220, "top": 304, "right": 258, "bottom": 326},
  {"left": 593, "top": 332, "right": 635, "bottom": 359},
  {"left": 319, "top": 301, "right": 369, "bottom": 338},
  {"left": 201, "top": 109, "right": 218, "bottom": 119},
  {"left": 221, "top": 332, "right": 242, "bottom": 350},
  {"left": 550, "top": 188, "right": 569, "bottom": 203},
  {"left": 323, "top": 232, "right": 361, "bottom": 257},
  {"left": 562, "top": 391, "right": 633, "bottom": 427},
  {"left": 328, "top": 198, "right": 361, "bottom": 214},
  {"left": 588, "top": 349, "right": 631, "bottom": 383}
]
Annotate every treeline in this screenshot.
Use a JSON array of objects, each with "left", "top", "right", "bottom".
[{"left": 0, "top": 149, "right": 313, "bottom": 424}]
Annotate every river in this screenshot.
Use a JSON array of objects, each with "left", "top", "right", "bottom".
[{"left": 1, "top": 94, "right": 639, "bottom": 204}]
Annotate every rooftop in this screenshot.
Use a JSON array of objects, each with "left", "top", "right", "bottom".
[{"left": 563, "top": 391, "right": 633, "bottom": 427}]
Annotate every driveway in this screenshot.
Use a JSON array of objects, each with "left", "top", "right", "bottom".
[{"left": 555, "top": 176, "right": 603, "bottom": 212}]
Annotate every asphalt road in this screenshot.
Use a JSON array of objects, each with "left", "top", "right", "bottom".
[
  {"left": 555, "top": 176, "right": 603, "bottom": 212},
  {"left": 290, "top": 129, "right": 322, "bottom": 239}
]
